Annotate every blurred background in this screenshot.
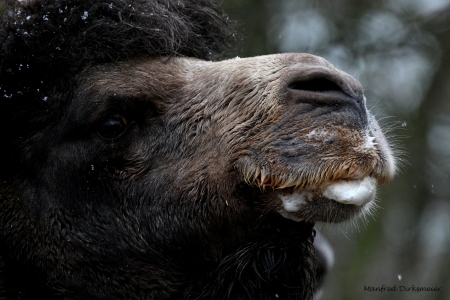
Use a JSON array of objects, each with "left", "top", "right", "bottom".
[{"left": 222, "top": 0, "right": 450, "bottom": 299}]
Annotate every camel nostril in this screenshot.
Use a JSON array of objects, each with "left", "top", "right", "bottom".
[
  {"left": 286, "top": 74, "right": 365, "bottom": 112},
  {"left": 288, "top": 78, "right": 344, "bottom": 94}
]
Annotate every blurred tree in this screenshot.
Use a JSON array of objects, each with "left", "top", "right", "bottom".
[{"left": 0, "top": 2, "right": 6, "bottom": 15}]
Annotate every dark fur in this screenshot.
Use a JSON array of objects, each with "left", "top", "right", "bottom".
[
  {"left": 0, "top": 1, "right": 322, "bottom": 299},
  {"left": 0, "top": 0, "right": 233, "bottom": 176}
]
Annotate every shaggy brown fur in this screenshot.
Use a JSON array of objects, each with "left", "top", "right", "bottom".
[{"left": 0, "top": 1, "right": 395, "bottom": 299}]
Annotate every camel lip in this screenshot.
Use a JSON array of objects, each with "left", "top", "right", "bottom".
[
  {"left": 278, "top": 176, "right": 377, "bottom": 213},
  {"left": 274, "top": 175, "right": 377, "bottom": 192},
  {"left": 236, "top": 154, "right": 392, "bottom": 194},
  {"left": 321, "top": 176, "right": 377, "bottom": 206}
]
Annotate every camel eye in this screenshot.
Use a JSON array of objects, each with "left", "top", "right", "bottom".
[{"left": 97, "top": 115, "right": 129, "bottom": 139}]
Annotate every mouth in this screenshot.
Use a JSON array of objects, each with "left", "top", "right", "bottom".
[
  {"left": 277, "top": 176, "right": 378, "bottom": 223},
  {"left": 235, "top": 119, "right": 396, "bottom": 224},
  {"left": 236, "top": 154, "right": 388, "bottom": 223}
]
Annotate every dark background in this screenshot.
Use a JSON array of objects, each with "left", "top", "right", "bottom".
[
  {"left": 2, "top": 0, "right": 449, "bottom": 299},
  {"left": 221, "top": 0, "right": 450, "bottom": 299}
]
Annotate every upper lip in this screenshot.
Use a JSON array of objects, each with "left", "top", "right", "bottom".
[{"left": 252, "top": 172, "right": 377, "bottom": 191}]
